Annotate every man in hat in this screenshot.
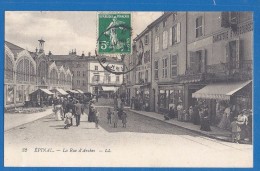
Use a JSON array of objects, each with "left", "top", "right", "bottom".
[{"left": 74, "top": 100, "right": 83, "bottom": 126}]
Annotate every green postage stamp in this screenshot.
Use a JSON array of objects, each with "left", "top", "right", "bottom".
[{"left": 97, "top": 13, "right": 132, "bottom": 54}]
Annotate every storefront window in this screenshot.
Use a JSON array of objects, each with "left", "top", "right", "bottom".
[{"left": 6, "top": 85, "right": 14, "bottom": 105}]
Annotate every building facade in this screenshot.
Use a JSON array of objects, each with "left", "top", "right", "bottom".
[
  {"left": 126, "top": 12, "right": 253, "bottom": 126},
  {"left": 4, "top": 40, "right": 73, "bottom": 109},
  {"left": 53, "top": 53, "right": 123, "bottom": 96}
]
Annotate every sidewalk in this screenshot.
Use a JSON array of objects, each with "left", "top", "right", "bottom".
[
  {"left": 126, "top": 108, "right": 233, "bottom": 142},
  {"left": 4, "top": 108, "right": 53, "bottom": 131}
]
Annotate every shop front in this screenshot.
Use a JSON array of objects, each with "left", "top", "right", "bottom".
[
  {"left": 158, "top": 84, "right": 184, "bottom": 114},
  {"left": 192, "top": 80, "right": 252, "bottom": 129},
  {"left": 29, "top": 88, "right": 54, "bottom": 107},
  {"left": 131, "top": 84, "right": 151, "bottom": 111}
]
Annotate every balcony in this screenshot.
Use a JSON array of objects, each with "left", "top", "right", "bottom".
[
  {"left": 91, "top": 79, "right": 122, "bottom": 86},
  {"left": 205, "top": 60, "right": 252, "bottom": 81}
]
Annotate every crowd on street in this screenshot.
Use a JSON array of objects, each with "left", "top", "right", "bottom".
[{"left": 52, "top": 95, "right": 128, "bottom": 130}]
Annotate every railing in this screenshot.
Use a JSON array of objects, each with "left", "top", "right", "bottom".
[{"left": 206, "top": 60, "right": 252, "bottom": 81}]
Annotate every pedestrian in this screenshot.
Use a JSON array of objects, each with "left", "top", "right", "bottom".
[
  {"left": 237, "top": 109, "right": 248, "bottom": 140},
  {"left": 74, "top": 100, "right": 83, "bottom": 126},
  {"left": 88, "top": 101, "right": 96, "bottom": 122},
  {"left": 183, "top": 110, "right": 189, "bottom": 122},
  {"left": 200, "top": 107, "right": 211, "bottom": 131},
  {"left": 107, "top": 108, "right": 112, "bottom": 124},
  {"left": 112, "top": 110, "right": 119, "bottom": 128},
  {"left": 64, "top": 109, "right": 73, "bottom": 129},
  {"left": 121, "top": 111, "right": 127, "bottom": 128},
  {"left": 193, "top": 104, "right": 200, "bottom": 125},
  {"left": 94, "top": 109, "right": 100, "bottom": 129},
  {"left": 189, "top": 106, "right": 194, "bottom": 123},
  {"left": 230, "top": 117, "right": 241, "bottom": 143},
  {"left": 62, "top": 98, "right": 68, "bottom": 119},
  {"left": 177, "top": 101, "right": 183, "bottom": 121},
  {"left": 55, "top": 98, "right": 62, "bottom": 121}
]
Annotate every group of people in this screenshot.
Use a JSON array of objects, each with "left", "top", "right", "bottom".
[
  {"left": 163, "top": 100, "right": 252, "bottom": 143},
  {"left": 106, "top": 108, "right": 127, "bottom": 128},
  {"left": 164, "top": 102, "right": 211, "bottom": 131},
  {"left": 52, "top": 95, "right": 128, "bottom": 129},
  {"left": 111, "top": 96, "right": 128, "bottom": 128},
  {"left": 130, "top": 96, "right": 149, "bottom": 111},
  {"left": 52, "top": 96, "right": 100, "bottom": 129}
]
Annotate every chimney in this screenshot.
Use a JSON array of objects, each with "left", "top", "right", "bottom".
[
  {"left": 38, "top": 38, "right": 45, "bottom": 53},
  {"left": 35, "top": 47, "right": 38, "bottom": 53},
  {"left": 74, "top": 48, "right": 77, "bottom": 55},
  {"left": 48, "top": 51, "right": 52, "bottom": 56},
  {"left": 88, "top": 52, "right": 91, "bottom": 57}
]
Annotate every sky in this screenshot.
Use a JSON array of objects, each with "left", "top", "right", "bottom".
[{"left": 5, "top": 11, "right": 162, "bottom": 55}]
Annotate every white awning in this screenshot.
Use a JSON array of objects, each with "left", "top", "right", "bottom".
[
  {"left": 40, "top": 89, "right": 54, "bottom": 95},
  {"left": 55, "top": 88, "right": 68, "bottom": 95},
  {"left": 192, "top": 80, "right": 252, "bottom": 100},
  {"left": 67, "top": 90, "right": 79, "bottom": 94},
  {"left": 101, "top": 87, "right": 119, "bottom": 92},
  {"left": 76, "top": 89, "right": 84, "bottom": 94}
]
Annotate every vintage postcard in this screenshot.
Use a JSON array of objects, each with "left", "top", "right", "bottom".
[{"left": 4, "top": 11, "right": 253, "bottom": 167}]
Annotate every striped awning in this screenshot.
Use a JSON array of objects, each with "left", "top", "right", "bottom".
[{"left": 192, "top": 80, "right": 252, "bottom": 100}]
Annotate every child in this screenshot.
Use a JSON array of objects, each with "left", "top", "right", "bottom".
[
  {"left": 64, "top": 109, "right": 73, "bottom": 129},
  {"left": 183, "top": 110, "right": 189, "bottom": 122},
  {"left": 94, "top": 109, "right": 99, "bottom": 129},
  {"left": 112, "top": 110, "right": 119, "bottom": 128},
  {"left": 121, "top": 111, "right": 127, "bottom": 128},
  {"left": 107, "top": 108, "right": 112, "bottom": 124},
  {"left": 230, "top": 117, "right": 241, "bottom": 143}
]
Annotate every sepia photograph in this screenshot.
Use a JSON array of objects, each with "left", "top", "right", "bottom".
[{"left": 4, "top": 11, "right": 253, "bottom": 167}]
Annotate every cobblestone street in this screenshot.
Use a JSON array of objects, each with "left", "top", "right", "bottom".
[{"left": 4, "top": 98, "right": 253, "bottom": 167}]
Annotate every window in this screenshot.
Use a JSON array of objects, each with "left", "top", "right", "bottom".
[
  {"left": 77, "top": 80, "right": 80, "bottom": 85},
  {"left": 94, "top": 75, "right": 100, "bottom": 81},
  {"left": 171, "top": 54, "right": 178, "bottom": 77},
  {"left": 116, "top": 76, "right": 120, "bottom": 82},
  {"left": 154, "top": 60, "right": 159, "bottom": 79},
  {"left": 155, "top": 25, "right": 159, "bottom": 32},
  {"left": 230, "top": 12, "right": 238, "bottom": 24},
  {"left": 163, "top": 31, "right": 168, "bottom": 49},
  {"left": 145, "top": 70, "right": 148, "bottom": 82},
  {"left": 162, "top": 58, "right": 168, "bottom": 78},
  {"left": 226, "top": 40, "right": 240, "bottom": 69},
  {"left": 196, "top": 16, "right": 203, "bottom": 38},
  {"left": 82, "top": 80, "right": 86, "bottom": 86},
  {"left": 163, "top": 19, "right": 167, "bottom": 27},
  {"left": 83, "top": 71, "right": 86, "bottom": 76},
  {"left": 108, "top": 75, "right": 111, "bottom": 83},
  {"left": 155, "top": 36, "right": 160, "bottom": 52},
  {"left": 95, "top": 66, "right": 98, "bottom": 71},
  {"left": 144, "top": 50, "right": 150, "bottom": 63},
  {"left": 144, "top": 34, "right": 149, "bottom": 45},
  {"left": 189, "top": 51, "right": 202, "bottom": 73},
  {"left": 170, "top": 23, "right": 181, "bottom": 45},
  {"left": 77, "top": 71, "right": 80, "bottom": 77}
]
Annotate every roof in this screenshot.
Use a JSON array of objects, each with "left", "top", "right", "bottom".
[
  {"left": 52, "top": 88, "right": 68, "bottom": 95},
  {"left": 5, "top": 41, "right": 25, "bottom": 57},
  {"left": 192, "top": 80, "right": 252, "bottom": 100},
  {"left": 51, "top": 54, "right": 123, "bottom": 64},
  {"left": 134, "top": 12, "right": 173, "bottom": 41}
]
